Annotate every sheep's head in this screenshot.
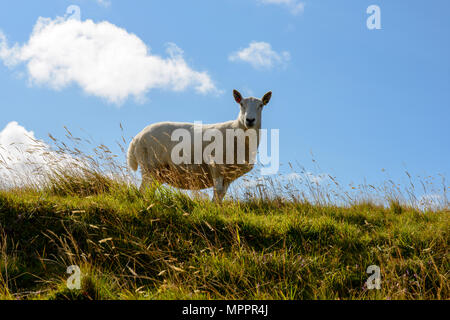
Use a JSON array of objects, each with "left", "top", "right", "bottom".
[{"left": 233, "top": 89, "right": 272, "bottom": 130}]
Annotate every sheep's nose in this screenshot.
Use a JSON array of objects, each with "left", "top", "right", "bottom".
[{"left": 246, "top": 118, "right": 255, "bottom": 126}]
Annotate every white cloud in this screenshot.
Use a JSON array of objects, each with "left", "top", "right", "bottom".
[
  {"left": 0, "top": 122, "right": 68, "bottom": 187},
  {"left": 280, "top": 172, "right": 302, "bottom": 181},
  {"left": 229, "top": 41, "right": 290, "bottom": 70},
  {"left": 279, "top": 172, "right": 329, "bottom": 185},
  {"left": 0, "top": 121, "right": 47, "bottom": 169},
  {"left": 418, "top": 193, "right": 446, "bottom": 211},
  {"left": 0, "top": 16, "right": 219, "bottom": 104},
  {"left": 258, "top": 0, "right": 305, "bottom": 15},
  {"left": 239, "top": 172, "right": 329, "bottom": 190},
  {"left": 240, "top": 177, "right": 266, "bottom": 189}
]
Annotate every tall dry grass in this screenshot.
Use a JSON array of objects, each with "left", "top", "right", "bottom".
[
  {"left": 0, "top": 125, "right": 447, "bottom": 212},
  {"left": 0, "top": 126, "right": 448, "bottom": 300}
]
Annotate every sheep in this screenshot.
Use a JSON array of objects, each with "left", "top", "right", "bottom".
[{"left": 127, "top": 89, "right": 272, "bottom": 203}]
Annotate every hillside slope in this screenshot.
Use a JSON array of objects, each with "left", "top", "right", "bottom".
[{"left": 0, "top": 183, "right": 448, "bottom": 300}]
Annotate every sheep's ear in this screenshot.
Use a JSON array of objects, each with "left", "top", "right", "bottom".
[
  {"left": 262, "top": 91, "right": 272, "bottom": 105},
  {"left": 233, "top": 90, "right": 243, "bottom": 104}
]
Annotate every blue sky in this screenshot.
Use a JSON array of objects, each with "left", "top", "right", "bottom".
[{"left": 0, "top": 0, "right": 449, "bottom": 192}]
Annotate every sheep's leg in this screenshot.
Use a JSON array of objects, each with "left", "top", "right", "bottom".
[
  {"left": 209, "top": 162, "right": 229, "bottom": 204},
  {"left": 139, "top": 175, "right": 149, "bottom": 192},
  {"left": 139, "top": 146, "right": 158, "bottom": 192},
  {"left": 139, "top": 170, "right": 154, "bottom": 192},
  {"left": 212, "top": 176, "right": 229, "bottom": 204}
]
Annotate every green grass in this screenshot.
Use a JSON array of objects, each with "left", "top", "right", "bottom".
[
  {"left": 0, "top": 131, "right": 448, "bottom": 299},
  {"left": 0, "top": 181, "right": 448, "bottom": 300}
]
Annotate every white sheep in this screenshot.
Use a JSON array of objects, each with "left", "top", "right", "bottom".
[{"left": 127, "top": 89, "right": 272, "bottom": 203}]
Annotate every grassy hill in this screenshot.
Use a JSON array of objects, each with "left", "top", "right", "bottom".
[
  {"left": 0, "top": 177, "right": 448, "bottom": 300},
  {"left": 0, "top": 133, "right": 448, "bottom": 300}
]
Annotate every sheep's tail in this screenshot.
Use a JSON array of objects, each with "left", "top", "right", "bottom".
[{"left": 127, "top": 138, "right": 139, "bottom": 171}]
